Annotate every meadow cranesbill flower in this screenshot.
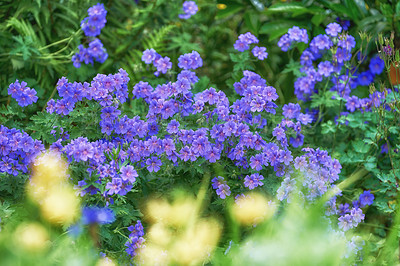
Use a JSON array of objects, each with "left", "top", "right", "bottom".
[
  {"left": 278, "top": 26, "right": 308, "bottom": 52},
  {"left": 81, "top": 3, "right": 107, "bottom": 37},
  {"left": 146, "top": 156, "right": 162, "bottom": 172},
  {"left": 325, "top": 22, "right": 342, "bottom": 37},
  {"left": 179, "top": 1, "right": 198, "bottom": 19},
  {"left": 154, "top": 56, "right": 172, "bottom": 74},
  {"left": 338, "top": 34, "right": 356, "bottom": 51},
  {"left": 252, "top": 46, "right": 268, "bottom": 60},
  {"left": 234, "top": 32, "right": 259, "bottom": 52},
  {"left": 359, "top": 191, "right": 374, "bottom": 207},
  {"left": 216, "top": 184, "right": 231, "bottom": 199},
  {"left": 338, "top": 214, "right": 353, "bottom": 231},
  {"left": 177, "top": 51, "right": 203, "bottom": 70},
  {"left": 106, "top": 178, "right": 122, "bottom": 195},
  {"left": 369, "top": 56, "right": 385, "bottom": 75},
  {"left": 8, "top": 80, "right": 38, "bottom": 107},
  {"left": 357, "top": 71, "right": 374, "bottom": 86},
  {"left": 125, "top": 220, "right": 145, "bottom": 257},
  {"left": 142, "top": 48, "right": 157, "bottom": 64},
  {"left": 73, "top": 3, "right": 107, "bottom": 67},
  {"left": 244, "top": 173, "right": 264, "bottom": 189},
  {"left": 318, "top": 61, "right": 334, "bottom": 77},
  {"left": 282, "top": 103, "right": 301, "bottom": 119},
  {"left": 120, "top": 165, "right": 138, "bottom": 183}
]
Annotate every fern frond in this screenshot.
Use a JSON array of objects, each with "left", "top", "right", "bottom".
[{"left": 142, "top": 24, "right": 176, "bottom": 53}]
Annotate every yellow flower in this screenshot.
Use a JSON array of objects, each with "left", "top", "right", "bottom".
[
  {"left": 41, "top": 186, "right": 80, "bottom": 225},
  {"left": 217, "top": 4, "right": 227, "bottom": 10},
  {"left": 232, "top": 193, "right": 275, "bottom": 226},
  {"left": 14, "top": 223, "right": 49, "bottom": 252}
]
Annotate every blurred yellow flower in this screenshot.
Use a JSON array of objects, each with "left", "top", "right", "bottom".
[
  {"left": 41, "top": 186, "right": 80, "bottom": 225},
  {"left": 137, "top": 194, "right": 221, "bottom": 265},
  {"left": 232, "top": 193, "right": 275, "bottom": 226},
  {"left": 14, "top": 222, "right": 49, "bottom": 252},
  {"left": 217, "top": 4, "right": 227, "bottom": 10}
]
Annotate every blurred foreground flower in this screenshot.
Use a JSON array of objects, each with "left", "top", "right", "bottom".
[
  {"left": 232, "top": 193, "right": 276, "bottom": 226},
  {"left": 14, "top": 222, "right": 49, "bottom": 252},
  {"left": 136, "top": 194, "right": 221, "bottom": 265},
  {"left": 27, "top": 151, "right": 80, "bottom": 225}
]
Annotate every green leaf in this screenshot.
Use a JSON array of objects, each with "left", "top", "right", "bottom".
[
  {"left": 311, "top": 13, "right": 326, "bottom": 26},
  {"left": 264, "top": 3, "right": 308, "bottom": 14},
  {"left": 281, "top": 59, "right": 302, "bottom": 77},
  {"left": 259, "top": 20, "right": 308, "bottom": 41},
  {"left": 316, "top": 0, "right": 354, "bottom": 19},
  {"left": 396, "top": 1, "right": 400, "bottom": 17},
  {"left": 321, "top": 121, "right": 336, "bottom": 134},
  {"left": 216, "top": 4, "right": 244, "bottom": 19},
  {"left": 244, "top": 11, "right": 260, "bottom": 35},
  {"left": 352, "top": 140, "right": 370, "bottom": 153}
]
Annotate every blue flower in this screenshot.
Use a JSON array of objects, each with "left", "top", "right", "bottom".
[{"left": 359, "top": 191, "right": 374, "bottom": 207}]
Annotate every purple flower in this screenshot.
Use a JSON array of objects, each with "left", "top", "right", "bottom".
[
  {"left": 325, "top": 22, "right": 342, "bottom": 37},
  {"left": 338, "top": 214, "right": 353, "bottom": 231},
  {"left": 205, "top": 146, "right": 221, "bottom": 163},
  {"left": 278, "top": 34, "right": 291, "bottom": 52},
  {"left": 297, "top": 113, "right": 312, "bottom": 125},
  {"left": 216, "top": 184, "right": 231, "bottom": 199},
  {"left": 282, "top": 103, "right": 301, "bottom": 119},
  {"left": 154, "top": 56, "right": 172, "bottom": 74},
  {"left": 250, "top": 154, "right": 265, "bottom": 171},
  {"left": 359, "top": 190, "right": 374, "bottom": 207},
  {"left": 142, "top": 48, "right": 157, "bottom": 64},
  {"left": 212, "top": 176, "right": 225, "bottom": 189},
  {"left": 345, "top": 96, "right": 360, "bottom": 112},
  {"left": 290, "top": 134, "right": 304, "bottom": 148},
  {"left": 338, "top": 34, "right": 356, "bottom": 51},
  {"left": 179, "top": 1, "right": 198, "bottom": 19},
  {"left": 167, "top": 120, "right": 180, "bottom": 134},
  {"left": 336, "top": 17, "right": 350, "bottom": 31},
  {"left": 244, "top": 173, "right": 264, "bottom": 189},
  {"left": 369, "top": 56, "right": 384, "bottom": 75},
  {"left": 106, "top": 178, "right": 122, "bottom": 195},
  {"left": 238, "top": 32, "right": 259, "bottom": 45},
  {"left": 350, "top": 208, "right": 365, "bottom": 223},
  {"left": 146, "top": 156, "right": 162, "bottom": 172},
  {"left": 8, "top": 80, "right": 38, "bottom": 107},
  {"left": 234, "top": 40, "right": 249, "bottom": 52},
  {"left": 318, "top": 61, "right": 334, "bottom": 77},
  {"left": 120, "top": 165, "right": 138, "bottom": 183},
  {"left": 273, "top": 127, "right": 285, "bottom": 141},
  {"left": 357, "top": 71, "right": 374, "bottom": 86},
  {"left": 252, "top": 46, "right": 268, "bottom": 60},
  {"left": 311, "top": 34, "right": 332, "bottom": 50}
]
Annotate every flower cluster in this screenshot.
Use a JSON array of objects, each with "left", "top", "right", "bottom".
[
  {"left": 278, "top": 26, "right": 308, "bottom": 52},
  {"left": 178, "top": 51, "right": 203, "bottom": 70},
  {"left": 46, "top": 69, "right": 129, "bottom": 116},
  {"left": 280, "top": 22, "right": 387, "bottom": 115},
  {"left": 178, "top": 1, "right": 198, "bottom": 19},
  {"left": 212, "top": 176, "right": 231, "bottom": 199},
  {"left": 233, "top": 32, "right": 268, "bottom": 60},
  {"left": 7, "top": 80, "right": 38, "bottom": 107},
  {"left": 80, "top": 3, "right": 107, "bottom": 37},
  {"left": 72, "top": 39, "right": 108, "bottom": 68},
  {"left": 125, "top": 220, "right": 145, "bottom": 258},
  {"left": 277, "top": 147, "right": 342, "bottom": 203},
  {"left": 0, "top": 125, "right": 44, "bottom": 176},
  {"left": 141, "top": 48, "right": 173, "bottom": 76},
  {"left": 72, "top": 3, "right": 108, "bottom": 68},
  {"left": 336, "top": 190, "right": 374, "bottom": 231}
]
